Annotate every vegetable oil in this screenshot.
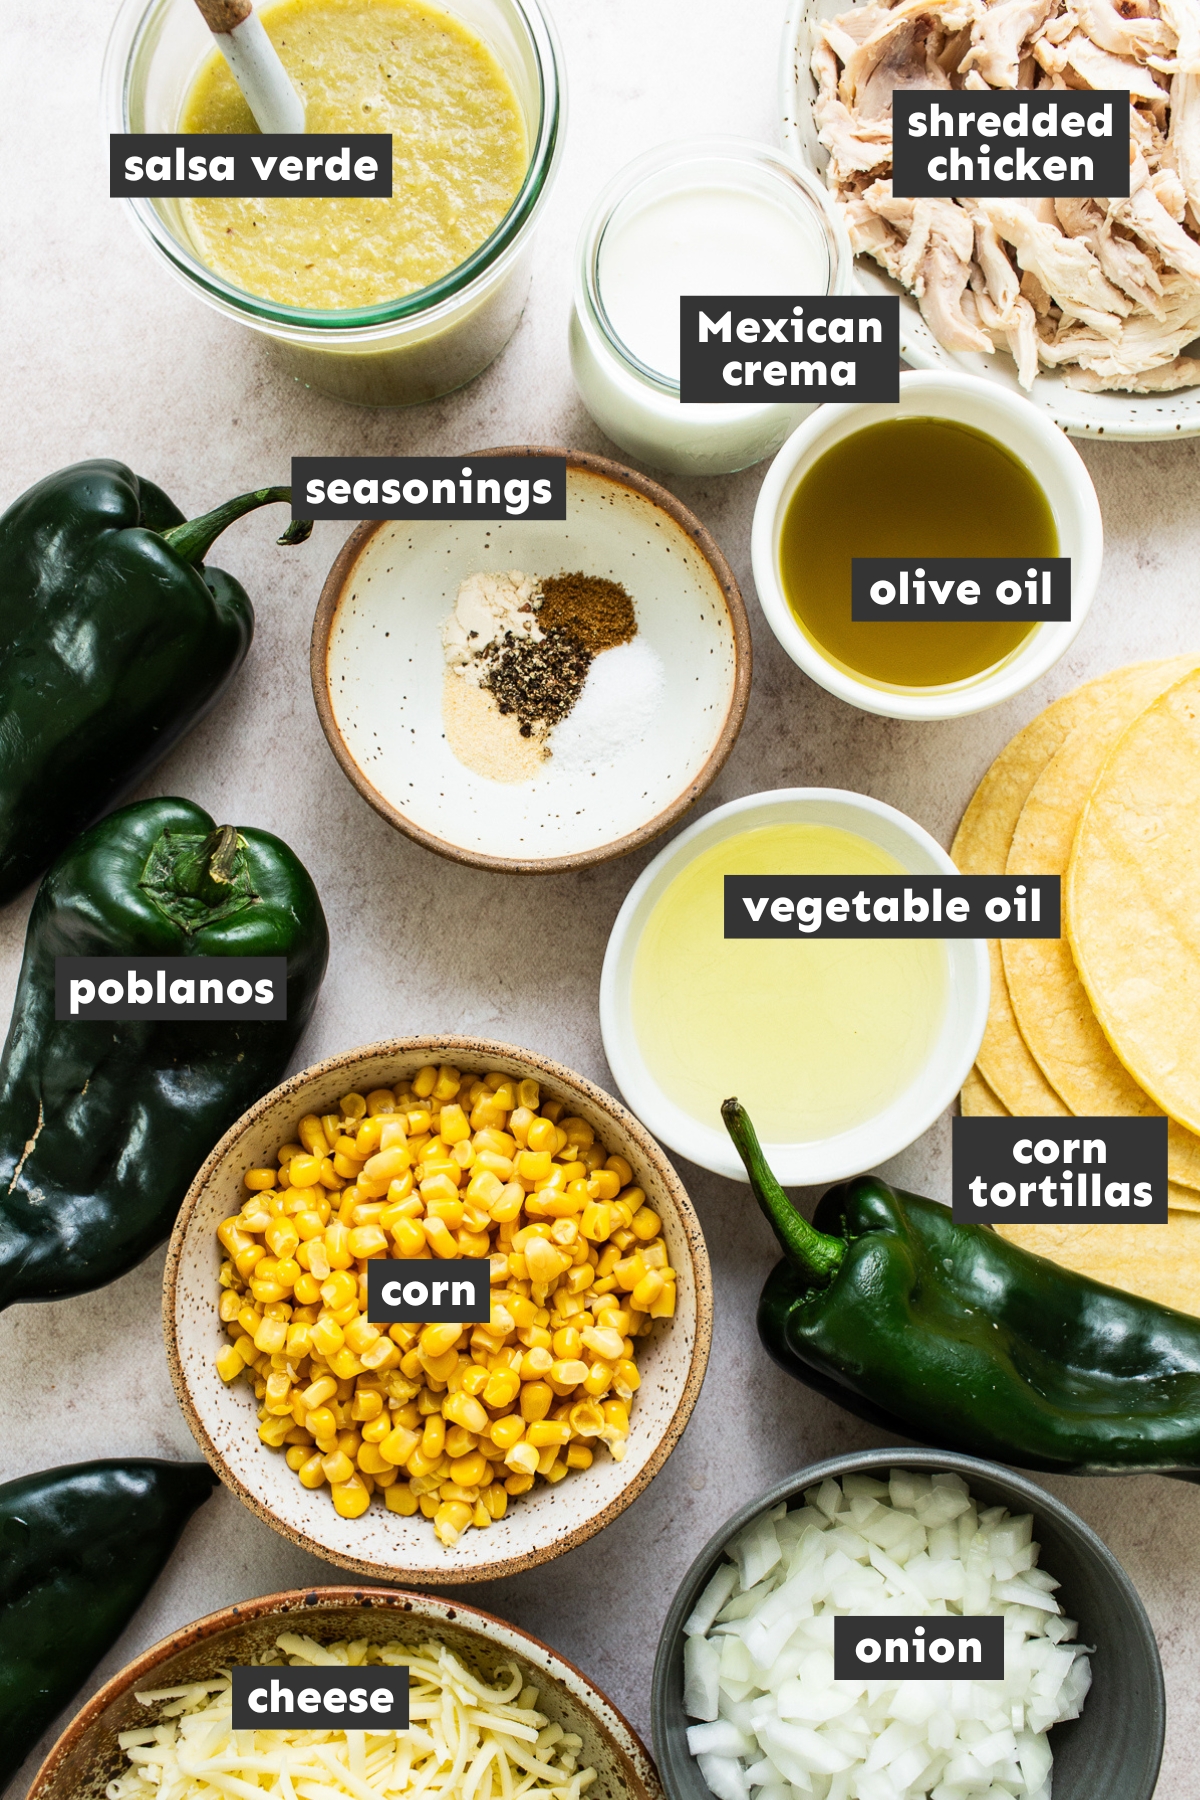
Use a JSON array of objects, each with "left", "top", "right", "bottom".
[{"left": 630, "top": 822, "right": 948, "bottom": 1143}]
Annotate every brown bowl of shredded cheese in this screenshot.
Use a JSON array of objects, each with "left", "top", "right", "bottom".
[{"left": 27, "top": 1589, "right": 664, "bottom": 1800}]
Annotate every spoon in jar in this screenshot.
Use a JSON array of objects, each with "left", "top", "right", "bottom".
[{"left": 191, "top": 0, "right": 306, "bottom": 135}]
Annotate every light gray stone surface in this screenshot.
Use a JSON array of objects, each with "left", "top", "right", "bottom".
[{"left": 2, "top": 0, "right": 1198, "bottom": 1794}]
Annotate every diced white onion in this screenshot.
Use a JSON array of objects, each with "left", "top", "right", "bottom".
[{"left": 683, "top": 1471, "right": 1091, "bottom": 1800}]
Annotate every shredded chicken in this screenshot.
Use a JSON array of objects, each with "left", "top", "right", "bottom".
[{"left": 811, "top": 0, "right": 1200, "bottom": 390}]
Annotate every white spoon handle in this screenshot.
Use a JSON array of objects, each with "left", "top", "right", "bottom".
[{"left": 192, "top": 0, "right": 306, "bottom": 135}]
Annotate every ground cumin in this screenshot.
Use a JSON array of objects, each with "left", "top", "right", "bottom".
[{"left": 536, "top": 573, "right": 636, "bottom": 654}]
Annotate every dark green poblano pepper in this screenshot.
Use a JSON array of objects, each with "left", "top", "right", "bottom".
[
  {"left": 0, "top": 458, "right": 311, "bottom": 907},
  {"left": 0, "top": 1458, "right": 217, "bottom": 1788},
  {"left": 723, "top": 1098, "right": 1200, "bottom": 1477},
  {"left": 0, "top": 796, "right": 328, "bottom": 1308}
]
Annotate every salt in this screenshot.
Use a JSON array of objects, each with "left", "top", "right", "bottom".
[{"left": 549, "top": 637, "right": 665, "bottom": 772}]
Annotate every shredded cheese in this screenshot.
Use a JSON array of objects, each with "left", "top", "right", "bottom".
[{"left": 106, "top": 1637, "right": 599, "bottom": 1800}]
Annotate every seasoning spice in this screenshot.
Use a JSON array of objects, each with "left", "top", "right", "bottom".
[
  {"left": 440, "top": 566, "right": 643, "bottom": 782},
  {"left": 481, "top": 627, "right": 593, "bottom": 737},
  {"left": 536, "top": 573, "right": 636, "bottom": 653},
  {"left": 442, "top": 675, "right": 547, "bottom": 783}
]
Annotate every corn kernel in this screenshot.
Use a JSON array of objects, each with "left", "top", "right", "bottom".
[
  {"left": 631, "top": 1270, "right": 665, "bottom": 1310},
  {"left": 363, "top": 1147, "right": 411, "bottom": 1187},
  {"left": 216, "top": 1344, "right": 243, "bottom": 1381},
  {"left": 482, "top": 1368, "right": 521, "bottom": 1408},
  {"left": 650, "top": 1280, "right": 676, "bottom": 1319},
  {"left": 547, "top": 1358, "right": 587, "bottom": 1388},
  {"left": 253, "top": 1316, "right": 287, "bottom": 1355},
  {"left": 433, "top": 1499, "right": 473, "bottom": 1545},
  {"left": 526, "top": 1419, "right": 571, "bottom": 1448},
  {"left": 580, "top": 1204, "right": 616, "bottom": 1243},
  {"left": 297, "top": 1452, "right": 327, "bottom": 1489},
  {"left": 380, "top": 1425, "right": 421, "bottom": 1467},
  {"left": 385, "top": 1483, "right": 419, "bottom": 1515},
  {"left": 519, "top": 1381, "right": 553, "bottom": 1423},
  {"left": 423, "top": 1217, "right": 459, "bottom": 1259},
  {"left": 488, "top": 1414, "right": 526, "bottom": 1452},
  {"left": 357, "top": 1443, "right": 392, "bottom": 1476},
  {"left": 614, "top": 1358, "right": 641, "bottom": 1393},
  {"left": 580, "top": 1324, "right": 625, "bottom": 1361},
  {"left": 443, "top": 1391, "right": 489, "bottom": 1434},
  {"left": 503, "top": 1440, "right": 539, "bottom": 1477},
  {"left": 331, "top": 1476, "right": 372, "bottom": 1519},
  {"left": 581, "top": 1361, "right": 612, "bottom": 1397},
  {"left": 449, "top": 1451, "right": 489, "bottom": 1486}
]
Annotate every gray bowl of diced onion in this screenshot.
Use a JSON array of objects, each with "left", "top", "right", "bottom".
[{"left": 652, "top": 1448, "right": 1164, "bottom": 1800}]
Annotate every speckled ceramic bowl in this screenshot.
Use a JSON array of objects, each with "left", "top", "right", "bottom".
[
  {"left": 310, "top": 447, "right": 750, "bottom": 873},
  {"left": 28, "top": 1588, "right": 664, "bottom": 1800},
  {"left": 164, "top": 1036, "right": 711, "bottom": 1584}
]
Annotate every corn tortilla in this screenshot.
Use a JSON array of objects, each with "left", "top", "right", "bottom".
[
  {"left": 994, "top": 1208, "right": 1200, "bottom": 1318},
  {"left": 1002, "top": 663, "right": 1191, "bottom": 1111},
  {"left": 1069, "top": 668, "right": 1200, "bottom": 1137},
  {"left": 960, "top": 1066, "right": 1009, "bottom": 1116},
  {"left": 1000, "top": 659, "right": 1200, "bottom": 1188},
  {"left": 952, "top": 664, "right": 1189, "bottom": 1118}
]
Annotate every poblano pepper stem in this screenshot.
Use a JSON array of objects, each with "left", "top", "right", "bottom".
[
  {"left": 174, "top": 824, "right": 241, "bottom": 896},
  {"left": 722, "top": 1097, "right": 846, "bottom": 1288},
  {"left": 160, "top": 485, "right": 312, "bottom": 565},
  {"left": 139, "top": 821, "right": 260, "bottom": 933}
]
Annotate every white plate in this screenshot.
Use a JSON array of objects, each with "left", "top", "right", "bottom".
[{"left": 779, "top": 0, "right": 1200, "bottom": 440}]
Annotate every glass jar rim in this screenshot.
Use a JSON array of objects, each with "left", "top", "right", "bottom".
[
  {"left": 577, "top": 135, "right": 851, "bottom": 397},
  {"left": 102, "top": 0, "right": 564, "bottom": 335}
]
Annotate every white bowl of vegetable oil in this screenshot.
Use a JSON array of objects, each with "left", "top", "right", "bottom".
[{"left": 600, "top": 788, "right": 988, "bottom": 1185}]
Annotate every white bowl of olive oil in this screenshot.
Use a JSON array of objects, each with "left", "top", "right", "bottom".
[
  {"left": 600, "top": 788, "right": 988, "bottom": 1184},
  {"left": 751, "top": 371, "right": 1103, "bottom": 721}
]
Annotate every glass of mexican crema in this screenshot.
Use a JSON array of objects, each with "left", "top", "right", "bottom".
[{"left": 103, "top": 0, "right": 563, "bottom": 405}]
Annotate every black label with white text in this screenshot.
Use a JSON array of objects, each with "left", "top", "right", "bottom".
[
  {"left": 111, "top": 134, "right": 392, "bottom": 197},
  {"left": 366, "top": 1259, "right": 492, "bottom": 1324},
  {"left": 952, "top": 1117, "right": 1168, "bottom": 1222},
  {"left": 56, "top": 957, "right": 286, "bottom": 1020},
  {"left": 678, "top": 297, "right": 899, "bottom": 404},
  {"left": 231, "top": 1667, "right": 409, "bottom": 1731},
  {"left": 834, "top": 1617, "right": 1004, "bottom": 1681},
  {"left": 724, "top": 876, "right": 1058, "bottom": 939},
  {"left": 852, "top": 559, "right": 1071, "bottom": 622},
  {"left": 892, "top": 92, "right": 1129, "bottom": 198},
  {"left": 292, "top": 456, "right": 567, "bottom": 520}
]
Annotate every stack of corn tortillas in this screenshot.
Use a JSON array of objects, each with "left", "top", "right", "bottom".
[{"left": 954, "top": 659, "right": 1200, "bottom": 1318}]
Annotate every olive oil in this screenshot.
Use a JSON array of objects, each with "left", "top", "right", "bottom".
[
  {"left": 780, "top": 417, "right": 1058, "bottom": 689},
  {"left": 630, "top": 822, "right": 948, "bottom": 1143}
]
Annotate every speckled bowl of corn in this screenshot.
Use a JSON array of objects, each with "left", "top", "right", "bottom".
[{"left": 164, "top": 1036, "right": 712, "bottom": 1583}]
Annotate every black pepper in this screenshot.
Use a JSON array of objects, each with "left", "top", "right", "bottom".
[{"left": 479, "top": 628, "right": 592, "bottom": 738}]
